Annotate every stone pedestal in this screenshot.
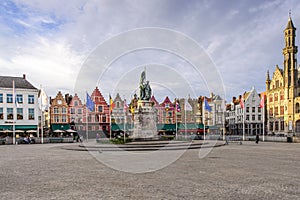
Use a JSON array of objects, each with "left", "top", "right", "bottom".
[{"left": 132, "top": 100, "right": 157, "bottom": 139}]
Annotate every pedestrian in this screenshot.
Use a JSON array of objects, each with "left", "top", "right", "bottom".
[{"left": 256, "top": 134, "right": 259, "bottom": 144}]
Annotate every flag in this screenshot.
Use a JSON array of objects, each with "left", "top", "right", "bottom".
[
  {"left": 129, "top": 103, "right": 134, "bottom": 114},
  {"left": 39, "top": 88, "right": 48, "bottom": 111},
  {"left": 109, "top": 94, "right": 115, "bottom": 113},
  {"left": 240, "top": 95, "right": 244, "bottom": 109},
  {"left": 86, "top": 93, "right": 95, "bottom": 112},
  {"left": 259, "top": 94, "right": 265, "bottom": 108},
  {"left": 124, "top": 99, "right": 128, "bottom": 112},
  {"left": 12, "top": 80, "right": 19, "bottom": 108},
  {"left": 185, "top": 99, "right": 192, "bottom": 111},
  {"left": 204, "top": 98, "right": 212, "bottom": 112},
  {"left": 176, "top": 101, "right": 181, "bottom": 112}
]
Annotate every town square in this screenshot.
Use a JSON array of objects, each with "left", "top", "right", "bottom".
[
  {"left": 0, "top": 141, "right": 299, "bottom": 199},
  {"left": 1, "top": 0, "right": 300, "bottom": 199}
]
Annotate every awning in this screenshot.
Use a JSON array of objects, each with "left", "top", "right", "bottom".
[
  {"left": 111, "top": 123, "right": 133, "bottom": 131},
  {"left": 51, "top": 124, "right": 70, "bottom": 131},
  {"left": 0, "top": 125, "right": 38, "bottom": 130}
]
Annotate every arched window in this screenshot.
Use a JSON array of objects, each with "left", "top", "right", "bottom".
[
  {"left": 274, "top": 93, "right": 278, "bottom": 101},
  {"left": 296, "top": 103, "right": 300, "bottom": 113},
  {"left": 269, "top": 95, "right": 273, "bottom": 102}
]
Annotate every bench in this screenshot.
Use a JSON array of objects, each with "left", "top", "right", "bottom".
[{"left": 225, "top": 136, "right": 242, "bottom": 145}]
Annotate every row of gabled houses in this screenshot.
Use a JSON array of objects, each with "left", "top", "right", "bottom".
[
  {"left": 0, "top": 74, "right": 266, "bottom": 138},
  {"left": 48, "top": 87, "right": 227, "bottom": 136}
]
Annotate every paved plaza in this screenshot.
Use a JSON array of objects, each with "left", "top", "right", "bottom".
[{"left": 0, "top": 141, "right": 299, "bottom": 200}]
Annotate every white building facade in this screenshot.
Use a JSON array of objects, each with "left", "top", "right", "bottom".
[
  {"left": 226, "top": 88, "right": 264, "bottom": 136},
  {"left": 0, "top": 75, "right": 39, "bottom": 135}
]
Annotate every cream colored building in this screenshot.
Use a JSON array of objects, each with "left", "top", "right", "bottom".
[{"left": 266, "top": 16, "right": 300, "bottom": 136}]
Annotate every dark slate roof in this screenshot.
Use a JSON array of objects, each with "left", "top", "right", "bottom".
[{"left": 0, "top": 76, "right": 37, "bottom": 90}]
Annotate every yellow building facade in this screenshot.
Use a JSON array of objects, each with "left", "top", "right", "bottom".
[{"left": 266, "top": 16, "right": 300, "bottom": 136}]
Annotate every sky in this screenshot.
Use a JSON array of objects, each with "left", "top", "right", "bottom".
[{"left": 1, "top": 0, "right": 300, "bottom": 103}]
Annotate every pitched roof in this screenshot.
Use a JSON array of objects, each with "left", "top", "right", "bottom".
[
  {"left": 0, "top": 75, "right": 37, "bottom": 90},
  {"left": 286, "top": 17, "right": 295, "bottom": 29}
]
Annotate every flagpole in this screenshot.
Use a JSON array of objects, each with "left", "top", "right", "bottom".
[
  {"left": 124, "top": 99, "right": 126, "bottom": 143},
  {"left": 222, "top": 100, "right": 225, "bottom": 141},
  {"left": 243, "top": 99, "right": 245, "bottom": 141},
  {"left": 13, "top": 80, "right": 16, "bottom": 145},
  {"left": 40, "top": 85, "right": 44, "bottom": 144},
  {"left": 203, "top": 98, "right": 205, "bottom": 140},
  {"left": 85, "top": 95, "right": 88, "bottom": 142},
  {"left": 185, "top": 100, "right": 187, "bottom": 138},
  {"left": 109, "top": 95, "right": 112, "bottom": 140},
  {"left": 262, "top": 95, "right": 265, "bottom": 142},
  {"left": 175, "top": 103, "right": 177, "bottom": 140}
]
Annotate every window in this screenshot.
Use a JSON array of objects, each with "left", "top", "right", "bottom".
[
  {"left": 274, "top": 93, "right": 278, "bottom": 101},
  {"left": 78, "top": 108, "right": 82, "bottom": 114},
  {"left": 280, "top": 106, "right": 284, "bottom": 115},
  {"left": 28, "top": 108, "right": 34, "bottom": 120},
  {"left": 17, "top": 108, "right": 23, "bottom": 120},
  {"left": 0, "top": 94, "right": 3, "bottom": 103},
  {"left": 62, "top": 107, "right": 67, "bottom": 114},
  {"left": 54, "top": 107, "right": 59, "bottom": 114},
  {"left": 54, "top": 116, "right": 59, "bottom": 123},
  {"left": 16, "top": 94, "right": 23, "bottom": 104},
  {"left": 252, "top": 115, "right": 255, "bottom": 120},
  {"left": 269, "top": 95, "right": 273, "bottom": 102},
  {"left": 258, "top": 115, "right": 261, "bottom": 121},
  {"left": 275, "top": 121, "right": 279, "bottom": 131},
  {"left": 246, "top": 115, "right": 249, "bottom": 120},
  {"left": 270, "top": 122, "right": 273, "bottom": 131},
  {"left": 62, "top": 116, "right": 67, "bottom": 123},
  {"left": 102, "top": 116, "right": 106, "bottom": 123},
  {"left": 275, "top": 80, "right": 279, "bottom": 88},
  {"left": 117, "top": 102, "right": 120, "bottom": 108},
  {"left": 280, "top": 92, "right": 284, "bottom": 100},
  {"left": 280, "top": 121, "right": 284, "bottom": 131},
  {"left": 7, "top": 108, "right": 13, "bottom": 119},
  {"left": 74, "top": 101, "right": 78, "bottom": 106},
  {"left": 7, "top": 94, "right": 13, "bottom": 103},
  {"left": 275, "top": 107, "right": 278, "bottom": 116},
  {"left": 28, "top": 95, "right": 34, "bottom": 104},
  {"left": 258, "top": 107, "right": 261, "bottom": 113},
  {"left": 0, "top": 108, "right": 3, "bottom": 119},
  {"left": 70, "top": 108, "right": 75, "bottom": 114},
  {"left": 98, "top": 106, "right": 103, "bottom": 112},
  {"left": 246, "top": 107, "right": 249, "bottom": 113},
  {"left": 252, "top": 107, "right": 255, "bottom": 113},
  {"left": 269, "top": 107, "right": 273, "bottom": 116}
]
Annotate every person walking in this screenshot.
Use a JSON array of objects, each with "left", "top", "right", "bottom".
[{"left": 256, "top": 134, "right": 259, "bottom": 144}]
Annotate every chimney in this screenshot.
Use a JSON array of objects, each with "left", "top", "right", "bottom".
[{"left": 23, "top": 74, "right": 26, "bottom": 79}]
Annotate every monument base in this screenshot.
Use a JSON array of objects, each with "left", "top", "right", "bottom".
[{"left": 131, "top": 100, "right": 157, "bottom": 139}]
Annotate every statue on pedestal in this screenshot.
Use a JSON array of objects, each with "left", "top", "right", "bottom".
[{"left": 139, "top": 70, "right": 151, "bottom": 101}]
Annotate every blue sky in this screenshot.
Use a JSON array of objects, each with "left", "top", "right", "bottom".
[{"left": 1, "top": 0, "right": 300, "bottom": 102}]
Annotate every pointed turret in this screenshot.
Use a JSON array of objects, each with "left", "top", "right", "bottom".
[{"left": 286, "top": 16, "right": 295, "bottom": 30}]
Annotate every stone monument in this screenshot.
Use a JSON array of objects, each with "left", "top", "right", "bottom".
[{"left": 132, "top": 70, "right": 157, "bottom": 139}]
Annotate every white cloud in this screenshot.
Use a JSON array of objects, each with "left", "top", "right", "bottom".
[{"left": 1, "top": 0, "right": 300, "bottom": 102}]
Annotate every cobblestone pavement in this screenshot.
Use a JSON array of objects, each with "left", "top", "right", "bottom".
[{"left": 0, "top": 141, "right": 299, "bottom": 200}]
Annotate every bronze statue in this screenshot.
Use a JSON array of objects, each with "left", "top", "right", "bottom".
[{"left": 139, "top": 70, "right": 151, "bottom": 101}]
